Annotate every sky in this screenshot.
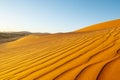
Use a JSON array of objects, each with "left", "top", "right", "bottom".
[{"left": 0, "top": 0, "right": 120, "bottom": 33}]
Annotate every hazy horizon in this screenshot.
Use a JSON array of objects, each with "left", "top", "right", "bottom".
[{"left": 0, "top": 0, "right": 120, "bottom": 33}]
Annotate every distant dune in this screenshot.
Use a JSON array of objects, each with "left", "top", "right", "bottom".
[
  {"left": 0, "top": 32, "right": 31, "bottom": 44},
  {"left": 0, "top": 32, "right": 50, "bottom": 44},
  {"left": 0, "top": 19, "right": 120, "bottom": 80}
]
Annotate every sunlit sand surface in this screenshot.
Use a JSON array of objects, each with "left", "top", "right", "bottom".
[{"left": 0, "top": 19, "right": 120, "bottom": 80}]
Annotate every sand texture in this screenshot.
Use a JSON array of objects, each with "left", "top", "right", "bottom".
[{"left": 0, "top": 19, "right": 120, "bottom": 80}]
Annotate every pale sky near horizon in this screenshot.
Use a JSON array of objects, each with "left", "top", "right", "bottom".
[{"left": 0, "top": 0, "right": 120, "bottom": 33}]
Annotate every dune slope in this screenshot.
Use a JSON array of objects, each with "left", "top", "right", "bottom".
[
  {"left": 75, "top": 19, "right": 120, "bottom": 32},
  {"left": 0, "top": 19, "right": 120, "bottom": 80}
]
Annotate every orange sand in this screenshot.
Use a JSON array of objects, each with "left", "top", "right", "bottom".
[
  {"left": 75, "top": 19, "right": 120, "bottom": 32},
  {"left": 0, "top": 19, "right": 120, "bottom": 80}
]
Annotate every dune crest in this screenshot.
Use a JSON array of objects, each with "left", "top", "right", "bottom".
[
  {"left": 0, "top": 19, "right": 120, "bottom": 80},
  {"left": 75, "top": 19, "right": 120, "bottom": 32}
]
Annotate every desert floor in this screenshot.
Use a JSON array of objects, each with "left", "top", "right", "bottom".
[{"left": 0, "top": 19, "right": 120, "bottom": 80}]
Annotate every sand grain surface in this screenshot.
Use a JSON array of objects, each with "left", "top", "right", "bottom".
[{"left": 0, "top": 19, "right": 120, "bottom": 80}]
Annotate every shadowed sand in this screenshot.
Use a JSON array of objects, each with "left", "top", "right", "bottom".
[
  {"left": 0, "top": 19, "right": 120, "bottom": 80},
  {"left": 0, "top": 32, "right": 30, "bottom": 44}
]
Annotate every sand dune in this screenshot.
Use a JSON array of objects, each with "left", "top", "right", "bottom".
[
  {"left": 0, "top": 32, "right": 30, "bottom": 44},
  {"left": 0, "top": 19, "right": 120, "bottom": 80},
  {"left": 75, "top": 19, "right": 120, "bottom": 32}
]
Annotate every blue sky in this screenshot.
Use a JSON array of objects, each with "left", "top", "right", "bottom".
[{"left": 0, "top": 0, "right": 120, "bottom": 33}]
